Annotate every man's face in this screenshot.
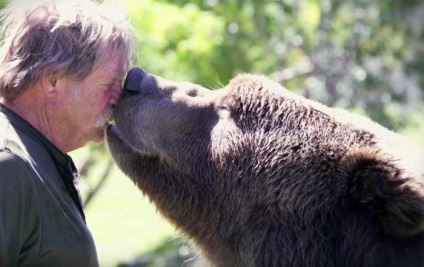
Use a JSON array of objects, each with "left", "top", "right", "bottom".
[{"left": 53, "top": 54, "right": 127, "bottom": 151}]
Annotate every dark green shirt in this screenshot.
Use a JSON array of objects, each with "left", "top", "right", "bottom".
[{"left": 0, "top": 104, "right": 99, "bottom": 267}]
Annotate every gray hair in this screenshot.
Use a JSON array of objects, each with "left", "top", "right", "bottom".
[{"left": 0, "top": 0, "right": 135, "bottom": 100}]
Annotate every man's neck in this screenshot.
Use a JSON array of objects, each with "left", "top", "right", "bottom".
[{"left": 0, "top": 93, "right": 63, "bottom": 151}]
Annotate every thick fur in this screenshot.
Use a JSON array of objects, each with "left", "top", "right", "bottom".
[{"left": 106, "top": 71, "right": 424, "bottom": 267}]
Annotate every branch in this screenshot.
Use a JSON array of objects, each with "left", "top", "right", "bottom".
[{"left": 270, "top": 58, "right": 314, "bottom": 83}]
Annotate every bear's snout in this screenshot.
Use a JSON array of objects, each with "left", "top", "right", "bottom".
[{"left": 124, "top": 67, "right": 147, "bottom": 94}]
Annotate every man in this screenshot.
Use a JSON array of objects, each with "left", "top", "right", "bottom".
[{"left": 0, "top": 0, "right": 134, "bottom": 266}]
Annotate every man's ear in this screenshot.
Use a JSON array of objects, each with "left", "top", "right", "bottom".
[{"left": 41, "top": 71, "right": 58, "bottom": 97}]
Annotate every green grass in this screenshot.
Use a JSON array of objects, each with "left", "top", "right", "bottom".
[{"left": 70, "top": 148, "right": 177, "bottom": 267}]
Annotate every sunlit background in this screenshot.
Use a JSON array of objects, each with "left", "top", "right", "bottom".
[{"left": 2, "top": 0, "right": 424, "bottom": 266}]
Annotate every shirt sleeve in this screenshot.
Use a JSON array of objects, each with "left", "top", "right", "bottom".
[{"left": 0, "top": 150, "right": 40, "bottom": 266}]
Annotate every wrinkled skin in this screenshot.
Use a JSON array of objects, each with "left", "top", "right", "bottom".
[{"left": 106, "top": 68, "right": 424, "bottom": 267}]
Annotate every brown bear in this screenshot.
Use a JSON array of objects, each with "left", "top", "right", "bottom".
[{"left": 106, "top": 68, "right": 424, "bottom": 267}]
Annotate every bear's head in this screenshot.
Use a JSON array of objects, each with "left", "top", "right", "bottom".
[{"left": 106, "top": 68, "right": 424, "bottom": 267}]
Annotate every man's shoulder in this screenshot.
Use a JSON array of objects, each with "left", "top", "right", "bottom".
[
  {"left": 0, "top": 149, "right": 36, "bottom": 199},
  {"left": 0, "top": 113, "right": 32, "bottom": 178},
  {"left": 0, "top": 111, "right": 29, "bottom": 160},
  {"left": 0, "top": 134, "right": 43, "bottom": 208},
  {"left": 0, "top": 148, "right": 28, "bottom": 175},
  {"left": 0, "top": 110, "right": 10, "bottom": 148}
]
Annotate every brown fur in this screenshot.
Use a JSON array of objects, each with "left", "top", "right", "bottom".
[{"left": 107, "top": 69, "right": 424, "bottom": 267}]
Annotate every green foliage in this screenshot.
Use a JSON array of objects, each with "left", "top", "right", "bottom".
[
  {"left": 126, "top": 0, "right": 424, "bottom": 131},
  {"left": 127, "top": 0, "right": 225, "bottom": 86}
]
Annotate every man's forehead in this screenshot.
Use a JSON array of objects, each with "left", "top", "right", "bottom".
[{"left": 95, "top": 56, "right": 128, "bottom": 79}]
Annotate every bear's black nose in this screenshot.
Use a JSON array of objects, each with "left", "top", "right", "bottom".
[{"left": 124, "top": 67, "right": 147, "bottom": 93}]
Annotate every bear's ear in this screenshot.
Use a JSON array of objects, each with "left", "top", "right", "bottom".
[{"left": 340, "top": 147, "right": 424, "bottom": 236}]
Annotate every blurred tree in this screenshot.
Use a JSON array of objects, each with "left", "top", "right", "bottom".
[{"left": 127, "top": 0, "right": 424, "bottom": 130}]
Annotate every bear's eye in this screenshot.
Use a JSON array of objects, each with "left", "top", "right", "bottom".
[
  {"left": 187, "top": 89, "right": 198, "bottom": 97},
  {"left": 216, "top": 104, "right": 229, "bottom": 111}
]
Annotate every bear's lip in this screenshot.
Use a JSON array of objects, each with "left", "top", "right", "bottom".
[
  {"left": 106, "top": 122, "right": 133, "bottom": 145},
  {"left": 106, "top": 122, "right": 117, "bottom": 135},
  {"left": 106, "top": 123, "right": 128, "bottom": 147},
  {"left": 106, "top": 123, "right": 122, "bottom": 141}
]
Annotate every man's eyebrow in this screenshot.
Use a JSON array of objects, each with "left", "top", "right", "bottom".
[
  {"left": 107, "top": 71, "right": 126, "bottom": 81},
  {"left": 96, "top": 75, "right": 122, "bottom": 85},
  {"left": 117, "top": 69, "right": 127, "bottom": 79}
]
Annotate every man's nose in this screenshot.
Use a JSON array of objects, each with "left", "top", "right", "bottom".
[{"left": 124, "top": 67, "right": 147, "bottom": 93}]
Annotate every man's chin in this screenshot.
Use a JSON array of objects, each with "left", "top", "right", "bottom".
[
  {"left": 93, "top": 135, "right": 105, "bottom": 143},
  {"left": 90, "top": 127, "right": 107, "bottom": 143}
]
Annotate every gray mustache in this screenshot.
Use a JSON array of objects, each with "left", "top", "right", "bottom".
[{"left": 94, "top": 107, "right": 114, "bottom": 128}]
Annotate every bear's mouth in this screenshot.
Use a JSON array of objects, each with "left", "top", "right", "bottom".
[
  {"left": 106, "top": 123, "right": 129, "bottom": 149},
  {"left": 106, "top": 123, "right": 158, "bottom": 157},
  {"left": 106, "top": 123, "right": 118, "bottom": 137},
  {"left": 106, "top": 123, "right": 126, "bottom": 144}
]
